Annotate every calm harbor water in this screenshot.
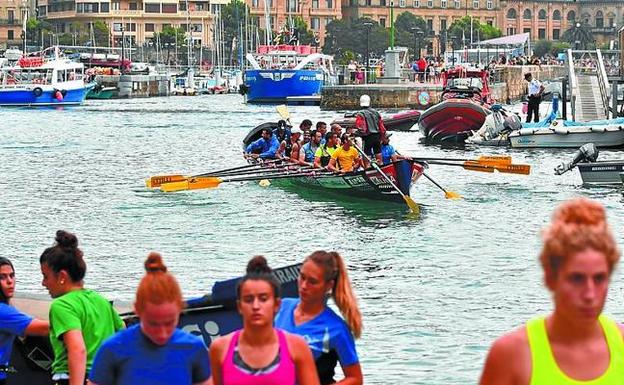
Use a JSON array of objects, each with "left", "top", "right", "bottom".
[{"left": 1, "top": 94, "right": 623, "bottom": 384}]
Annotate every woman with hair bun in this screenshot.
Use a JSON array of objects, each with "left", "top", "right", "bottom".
[
  {"left": 0, "top": 257, "right": 49, "bottom": 385},
  {"left": 274, "top": 251, "right": 363, "bottom": 385},
  {"left": 209, "top": 256, "right": 319, "bottom": 385},
  {"left": 89, "top": 252, "right": 211, "bottom": 385},
  {"left": 480, "top": 198, "right": 624, "bottom": 385},
  {"left": 40, "top": 230, "right": 124, "bottom": 385}
]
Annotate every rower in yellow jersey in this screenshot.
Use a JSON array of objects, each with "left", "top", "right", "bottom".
[
  {"left": 480, "top": 197, "right": 624, "bottom": 385},
  {"left": 327, "top": 134, "right": 362, "bottom": 173}
]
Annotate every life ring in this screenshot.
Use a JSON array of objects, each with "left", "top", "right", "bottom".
[{"left": 32, "top": 87, "right": 43, "bottom": 97}]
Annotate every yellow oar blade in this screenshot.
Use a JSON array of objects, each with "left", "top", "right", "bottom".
[
  {"left": 146, "top": 174, "right": 186, "bottom": 188},
  {"left": 477, "top": 155, "right": 512, "bottom": 166},
  {"left": 464, "top": 161, "right": 531, "bottom": 175},
  {"left": 403, "top": 196, "right": 420, "bottom": 215},
  {"left": 276, "top": 105, "right": 290, "bottom": 121},
  {"left": 444, "top": 190, "right": 462, "bottom": 199},
  {"left": 160, "top": 177, "right": 223, "bottom": 192}
]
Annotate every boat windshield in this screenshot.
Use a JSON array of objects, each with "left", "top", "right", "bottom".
[
  {"left": 448, "top": 77, "right": 483, "bottom": 90},
  {"left": 1, "top": 68, "right": 54, "bottom": 85}
]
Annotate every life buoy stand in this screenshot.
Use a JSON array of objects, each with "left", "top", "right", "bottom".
[{"left": 33, "top": 87, "right": 43, "bottom": 97}]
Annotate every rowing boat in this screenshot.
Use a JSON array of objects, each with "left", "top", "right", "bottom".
[{"left": 243, "top": 124, "right": 424, "bottom": 204}]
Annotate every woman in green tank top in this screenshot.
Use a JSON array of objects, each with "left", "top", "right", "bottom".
[{"left": 480, "top": 198, "right": 623, "bottom": 385}]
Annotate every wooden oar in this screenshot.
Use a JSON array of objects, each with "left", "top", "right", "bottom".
[
  {"left": 146, "top": 159, "right": 284, "bottom": 188},
  {"left": 411, "top": 155, "right": 512, "bottom": 166},
  {"left": 160, "top": 169, "right": 330, "bottom": 192},
  {"left": 276, "top": 105, "right": 291, "bottom": 125},
  {"left": 352, "top": 143, "right": 419, "bottom": 214},
  {"left": 422, "top": 172, "right": 462, "bottom": 199},
  {"left": 425, "top": 160, "right": 531, "bottom": 175}
]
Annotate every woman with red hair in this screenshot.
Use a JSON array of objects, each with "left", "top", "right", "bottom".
[
  {"left": 89, "top": 252, "right": 211, "bottom": 385},
  {"left": 480, "top": 198, "right": 624, "bottom": 385}
]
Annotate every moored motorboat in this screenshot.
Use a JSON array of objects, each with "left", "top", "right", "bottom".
[
  {"left": 509, "top": 118, "right": 624, "bottom": 149},
  {"left": 0, "top": 47, "right": 94, "bottom": 106},
  {"left": 419, "top": 67, "right": 492, "bottom": 144},
  {"left": 331, "top": 110, "right": 421, "bottom": 132},
  {"left": 555, "top": 143, "right": 624, "bottom": 185},
  {"left": 465, "top": 104, "right": 522, "bottom": 147},
  {"left": 10, "top": 263, "right": 302, "bottom": 384}
]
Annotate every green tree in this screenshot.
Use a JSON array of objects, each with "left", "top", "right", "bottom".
[
  {"left": 92, "top": 20, "right": 110, "bottom": 47},
  {"left": 562, "top": 22, "right": 593, "bottom": 50},
  {"left": 26, "top": 18, "right": 52, "bottom": 47},
  {"left": 532, "top": 40, "right": 552, "bottom": 58},
  {"left": 292, "top": 16, "right": 314, "bottom": 45},
  {"left": 394, "top": 12, "right": 428, "bottom": 59},
  {"left": 447, "top": 16, "right": 501, "bottom": 49},
  {"left": 155, "top": 26, "right": 186, "bottom": 64},
  {"left": 220, "top": 0, "right": 249, "bottom": 65},
  {"left": 550, "top": 41, "right": 570, "bottom": 56},
  {"left": 323, "top": 18, "right": 388, "bottom": 60}
]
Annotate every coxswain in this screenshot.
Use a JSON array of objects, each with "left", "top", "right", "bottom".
[
  {"left": 299, "top": 130, "right": 322, "bottom": 166},
  {"left": 314, "top": 132, "right": 339, "bottom": 168},
  {"left": 245, "top": 128, "right": 280, "bottom": 159},
  {"left": 327, "top": 134, "right": 362, "bottom": 173},
  {"left": 480, "top": 198, "right": 624, "bottom": 385},
  {"left": 355, "top": 94, "right": 386, "bottom": 168}
]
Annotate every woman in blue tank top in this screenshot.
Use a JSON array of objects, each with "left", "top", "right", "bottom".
[{"left": 275, "top": 251, "right": 363, "bottom": 385}]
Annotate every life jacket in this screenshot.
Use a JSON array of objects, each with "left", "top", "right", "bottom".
[{"left": 356, "top": 108, "right": 385, "bottom": 136}]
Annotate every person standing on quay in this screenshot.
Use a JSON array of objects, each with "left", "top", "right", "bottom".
[
  {"left": 209, "top": 256, "right": 319, "bottom": 385},
  {"left": 89, "top": 252, "right": 211, "bottom": 385},
  {"left": 40, "top": 230, "right": 125, "bottom": 385},
  {"left": 480, "top": 198, "right": 624, "bottom": 385},
  {"left": 524, "top": 72, "right": 544, "bottom": 123},
  {"left": 275, "top": 251, "right": 363, "bottom": 385},
  {"left": 0, "top": 257, "right": 49, "bottom": 385}
]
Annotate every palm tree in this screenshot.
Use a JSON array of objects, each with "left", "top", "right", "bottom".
[{"left": 562, "top": 22, "right": 593, "bottom": 50}]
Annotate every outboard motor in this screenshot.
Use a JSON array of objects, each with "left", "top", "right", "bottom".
[{"left": 554, "top": 143, "right": 599, "bottom": 175}]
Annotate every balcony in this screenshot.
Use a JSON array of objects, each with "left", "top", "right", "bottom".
[
  {"left": 44, "top": 10, "right": 78, "bottom": 18},
  {"left": 110, "top": 9, "right": 142, "bottom": 16},
  {"left": 591, "top": 26, "right": 616, "bottom": 34},
  {"left": 0, "top": 19, "right": 21, "bottom": 25},
  {"left": 188, "top": 9, "right": 211, "bottom": 17}
]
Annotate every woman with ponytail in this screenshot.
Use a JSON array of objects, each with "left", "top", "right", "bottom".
[
  {"left": 274, "top": 251, "right": 363, "bottom": 385},
  {"left": 89, "top": 252, "right": 211, "bottom": 385},
  {"left": 481, "top": 198, "right": 624, "bottom": 385},
  {"left": 210, "top": 256, "right": 319, "bottom": 385},
  {"left": 40, "top": 230, "right": 125, "bottom": 385},
  {"left": 0, "top": 258, "right": 49, "bottom": 385}
]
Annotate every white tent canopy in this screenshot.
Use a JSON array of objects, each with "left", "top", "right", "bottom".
[{"left": 479, "top": 32, "right": 530, "bottom": 47}]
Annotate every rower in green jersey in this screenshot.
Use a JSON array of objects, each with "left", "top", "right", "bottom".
[
  {"left": 313, "top": 132, "right": 340, "bottom": 168},
  {"left": 480, "top": 198, "right": 624, "bottom": 385}
]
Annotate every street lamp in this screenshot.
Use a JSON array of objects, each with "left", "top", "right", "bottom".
[
  {"left": 363, "top": 22, "right": 373, "bottom": 84},
  {"left": 411, "top": 27, "right": 424, "bottom": 61}
]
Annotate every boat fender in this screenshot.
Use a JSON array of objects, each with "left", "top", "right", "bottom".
[
  {"left": 53, "top": 89, "right": 63, "bottom": 101},
  {"left": 32, "top": 87, "right": 43, "bottom": 97},
  {"left": 590, "top": 126, "right": 606, "bottom": 133},
  {"left": 519, "top": 127, "right": 534, "bottom": 136},
  {"left": 554, "top": 126, "right": 569, "bottom": 135}
]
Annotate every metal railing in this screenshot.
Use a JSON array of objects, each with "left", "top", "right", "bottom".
[
  {"left": 596, "top": 49, "right": 611, "bottom": 119},
  {"left": 566, "top": 48, "right": 578, "bottom": 121}
]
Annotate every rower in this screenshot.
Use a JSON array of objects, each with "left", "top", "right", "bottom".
[
  {"left": 314, "top": 132, "right": 339, "bottom": 168},
  {"left": 289, "top": 127, "right": 303, "bottom": 163},
  {"left": 330, "top": 123, "right": 343, "bottom": 138},
  {"left": 316, "top": 121, "right": 328, "bottom": 143},
  {"left": 245, "top": 128, "right": 280, "bottom": 159},
  {"left": 299, "top": 130, "right": 322, "bottom": 166},
  {"left": 381, "top": 133, "right": 409, "bottom": 165},
  {"left": 327, "top": 134, "right": 362, "bottom": 173},
  {"left": 300, "top": 119, "right": 313, "bottom": 133}
]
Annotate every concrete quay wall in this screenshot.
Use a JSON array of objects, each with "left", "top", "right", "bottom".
[{"left": 320, "top": 65, "right": 567, "bottom": 111}]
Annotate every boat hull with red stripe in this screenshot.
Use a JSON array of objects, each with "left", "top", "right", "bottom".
[{"left": 418, "top": 99, "right": 489, "bottom": 144}]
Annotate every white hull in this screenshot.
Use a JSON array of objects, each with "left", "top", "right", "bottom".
[
  {"left": 509, "top": 125, "right": 624, "bottom": 148},
  {"left": 577, "top": 161, "right": 624, "bottom": 185}
]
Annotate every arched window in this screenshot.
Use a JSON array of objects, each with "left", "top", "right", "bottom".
[
  {"left": 607, "top": 12, "right": 615, "bottom": 28},
  {"left": 523, "top": 8, "right": 531, "bottom": 20},
  {"left": 567, "top": 10, "right": 576, "bottom": 21},
  {"left": 506, "top": 8, "right": 516, "bottom": 19},
  {"left": 538, "top": 9, "right": 546, "bottom": 20},
  {"left": 595, "top": 10, "right": 603, "bottom": 28},
  {"left": 552, "top": 10, "right": 561, "bottom": 20}
]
